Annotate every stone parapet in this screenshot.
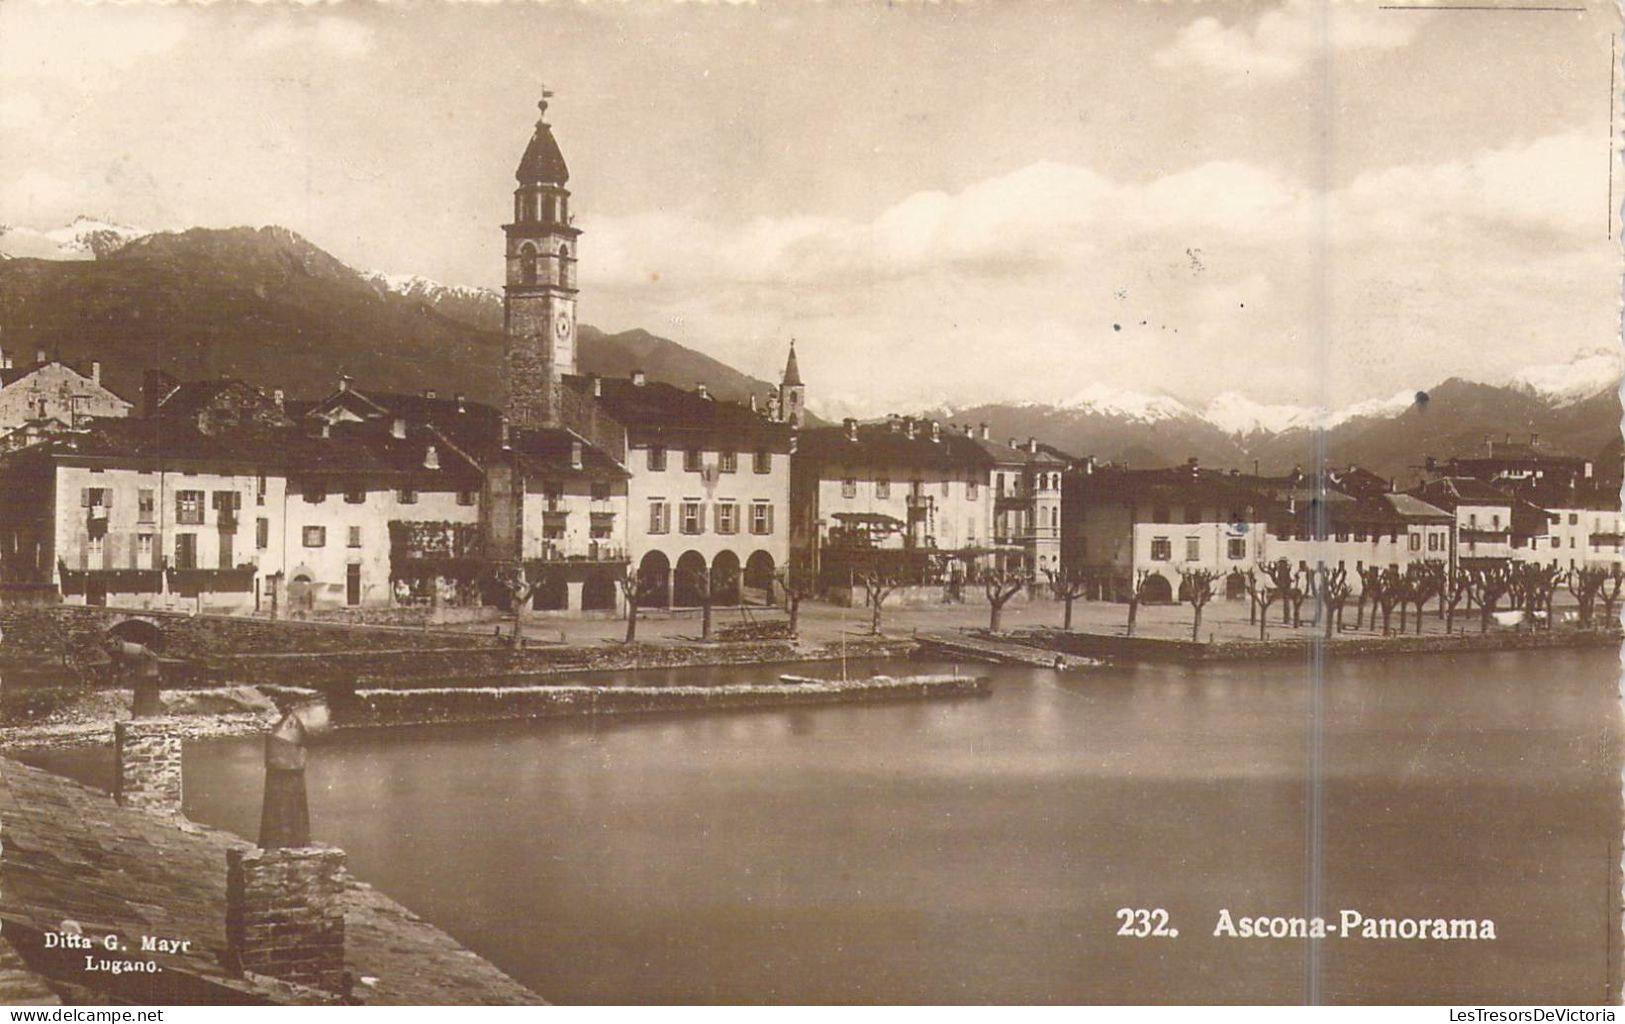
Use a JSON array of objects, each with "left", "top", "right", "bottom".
[
  {"left": 113, "top": 719, "right": 182, "bottom": 814},
  {"left": 225, "top": 845, "right": 348, "bottom": 995}
]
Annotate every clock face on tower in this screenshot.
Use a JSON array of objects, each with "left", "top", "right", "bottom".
[{"left": 554, "top": 311, "right": 572, "bottom": 341}]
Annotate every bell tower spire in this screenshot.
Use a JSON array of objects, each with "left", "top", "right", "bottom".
[
  {"left": 779, "top": 339, "right": 806, "bottom": 428},
  {"left": 503, "top": 88, "right": 581, "bottom": 429}
]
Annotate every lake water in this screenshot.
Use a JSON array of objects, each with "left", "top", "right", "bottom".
[{"left": 25, "top": 650, "right": 1622, "bottom": 1004}]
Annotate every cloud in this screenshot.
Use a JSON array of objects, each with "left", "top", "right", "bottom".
[
  {"left": 1153, "top": 0, "right": 1423, "bottom": 82},
  {"left": 0, "top": 5, "right": 190, "bottom": 81},
  {"left": 245, "top": 15, "right": 376, "bottom": 58},
  {"left": 582, "top": 129, "right": 1607, "bottom": 415}
]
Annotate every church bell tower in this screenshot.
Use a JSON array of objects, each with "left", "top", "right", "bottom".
[{"left": 503, "top": 91, "right": 581, "bottom": 429}]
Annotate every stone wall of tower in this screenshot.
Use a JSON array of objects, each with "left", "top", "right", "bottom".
[{"left": 504, "top": 294, "right": 561, "bottom": 429}]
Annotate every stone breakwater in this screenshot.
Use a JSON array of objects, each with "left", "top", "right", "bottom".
[{"left": 343, "top": 673, "right": 991, "bottom": 728}]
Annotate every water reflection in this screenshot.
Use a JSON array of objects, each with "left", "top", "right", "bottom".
[{"left": 21, "top": 650, "right": 1621, "bottom": 1004}]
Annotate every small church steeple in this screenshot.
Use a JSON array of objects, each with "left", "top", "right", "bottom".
[{"left": 779, "top": 339, "right": 805, "bottom": 428}]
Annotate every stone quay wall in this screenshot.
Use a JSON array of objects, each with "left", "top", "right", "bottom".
[
  {"left": 344, "top": 673, "right": 991, "bottom": 728},
  {"left": 1003, "top": 626, "right": 1623, "bottom": 663}
]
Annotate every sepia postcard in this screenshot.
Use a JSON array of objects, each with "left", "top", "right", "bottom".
[{"left": 0, "top": 0, "right": 1620, "bottom": 1008}]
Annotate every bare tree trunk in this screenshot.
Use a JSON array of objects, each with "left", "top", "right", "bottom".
[
  {"left": 1191, "top": 604, "right": 1203, "bottom": 643},
  {"left": 990, "top": 602, "right": 1003, "bottom": 632},
  {"left": 625, "top": 596, "right": 638, "bottom": 644},
  {"left": 1063, "top": 596, "right": 1074, "bottom": 631},
  {"left": 788, "top": 596, "right": 801, "bottom": 637},
  {"left": 701, "top": 598, "right": 713, "bottom": 641}
]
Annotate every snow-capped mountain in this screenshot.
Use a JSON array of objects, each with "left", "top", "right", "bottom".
[
  {"left": 0, "top": 216, "right": 150, "bottom": 260},
  {"left": 1054, "top": 383, "right": 1192, "bottom": 423},
  {"left": 1509, "top": 345, "right": 1624, "bottom": 407},
  {"left": 362, "top": 270, "right": 503, "bottom": 331}
]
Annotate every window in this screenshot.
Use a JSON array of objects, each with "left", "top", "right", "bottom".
[
  {"left": 213, "top": 490, "right": 241, "bottom": 522},
  {"left": 942, "top": 479, "right": 951, "bottom": 497},
  {"left": 648, "top": 500, "right": 670, "bottom": 535},
  {"left": 543, "top": 521, "right": 566, "bottom": 540},
  {"left": 684, "top": 449, "right": 703, "bottom": 473},
  {"left": 1227, "top": 537, "right": 1246, "bottom": 560},
  {"left": 1185, "top": 536, "right": 1201, "bottom": 561},
  {"left": 1428, "top": 533, "right": 1441, "bottom": 552},
  {"left": 967, "top": 480, "right": 979, "bottom": 500},
  {"left": 303, "top": 526, "right": 326, "bottom": 548},
  {"left": 1150, "top": 537, "right": 1171, "bottom": 561},
  {"left": 591, "top": 480, "right": 611, "bottom": 502},
  {"left": 1334, "top": 531, "right": 1348, "bottom": 543},
  {"left": 841, "top": 478, "right": 857, "bottom": 499},
  {"left": 541, "top": 481, "right": 564, "bottom": 505},
  {"left": 175, "top": 490, "right": 204, "bottom": 525},
  {"left": 719, "top": 450, "right": 738, "bottom": 474},
  {"left": 80, "top": 487, "right": 111, "bottom": 508},
  {"left": 256, "top": 517, "right": 269, "bottom": 550},
  {"left": 1409, "top": 533, "right": 1422, "bottom": 551},
  {"left": 137, "top": 489, "right": 155, "bottom": 523},
  {"left": 348, "top": 526, "right": 362, "bottom": 549},
  {"left": 875, "top": 478, "right": 891, "bottom": 499},
  {"left": 647, "top": 446, "right": 667, "bottom": 472},
  {"left": 1468, "top": 513, "right": 1478, "bottom": 528},
  {"left": 751, "top": 501, "right": 774, "bottom": 536},
  {"left": 1570, "top": 513, "right": 1580, "bottom": 525},
  {"left": 256, "top": 473, "right": 267, "bottom": 507},
  {"left": 398, "top": 487, "right": 418, "bottom": 505},
  {"left": 1491, "top": 514, "right": 1500, "bottom": 529},
  {"left": 1389, "top": 530, "right": 1399, "bottom": 544},
  {"left": 136, "top": 534, "right": 153, "bottom": 567},
  {"left": 1185, "top": 505, "right": 1202, "bottom": 525},
  {"left": 86, "top": 535, "right": 104, "bottom": 564},
  {"left": 1353, "top": 530, "right": 1366, "bottom": 543},
  {"left": 344, "top": 484, "right": 366, "bottom": 504},
  {"left": 680, "top": 501, "right": 703, "bottom": 535},
  {"left": 753, "top": 449, "right": 771, "bottom": 474},
  {"left": 174, "top": 533, "right": 197, "bottom": 569},
  {"left": 218, "top": 530, "right": 234, "bottom": 570},
  {"left": 1552, "top": 537, "right": 1561, "bottom": 549},
  {"left": 457, "top": 490, "right": 478, "bottom": 506},
  {"left": 715, "top": 501, "right": 739, "bottom": 535},
  {"left": 303, "top": 482, "right": 326, "bottom": 504},
  {"left": 590, "top": 515, "right": 614, "bottom": 540}
]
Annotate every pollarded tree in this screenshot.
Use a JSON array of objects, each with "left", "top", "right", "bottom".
[
  {"left": 1126, "top": 570, "right": 1155, "bottom": 638},
  {"left": 681, "top": 564, "right": 737, "bottom": 641},
  {"left": 1440, "top": 568, "right": 1472, "bottom": 634},
  {"left": 775, "top": 563, "right": 819, "bottom": 638},
  {"left": 1518, "top": 561, "right": 1563, "bottom": 631},
  {"left": 1245, "top": 566, "right": 1281, "bottom": 641},
  {"left": 617, "top": 567, "right": 641, "bottom": 644},
  {"left": 1178, "top": 567, "right": 1221, "bottom": 643},
  {"left": 491, "top": 565, "right": 556, "bottom": 646},
  {"left": 1599, "top": 565, "right": 1625, "bottom": 627},
  {"left": 862, "top": 571, "right": 902, "bottom": 636},
  {"left": 1317, "top": 564, "right": 1352, "bottom": 639},
  {"left": 984, "top": 570, "right": 1027, "bottom": 633},
  {"left": 1373, "top": 568, "right": 1405, "bottom": 636},
  {"left": 1468, "top": 564, "right": 1512, "bottom": 633},
  {"left": 1045, "top": 567, "right": 1090, "bottom": 632}
]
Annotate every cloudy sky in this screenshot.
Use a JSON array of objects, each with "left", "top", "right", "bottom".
[{"left": 0, "top": 0, "right": 1616, "bottom": 416}]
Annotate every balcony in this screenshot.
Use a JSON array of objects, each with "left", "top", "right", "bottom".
[
  {"left": 165, "top": 565, "right": 257, "bottom": 596},
  {"left": 216, "top": 510, "right": 239, "bottom": 531},
  {"left": 86, "top": 506, "right": 109, "bottom": 536}
]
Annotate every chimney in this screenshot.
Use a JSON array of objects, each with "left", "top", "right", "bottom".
[
  {"left": 889, "top": 415, "right": 902, "bottom": 434},
  {"left": 844, "top": 417, "right": 858, "bottom": 441},
  {"left": 0, "top": 349, "right": 8, "bottom": 370},
  {"left": 749, "top": 394, "right": 758, "bottom": 413},
  {"left": 979, "top": 422, "right": 989, "bottom": 441},
  {"left": 500, "top": 418, "right": 512, "bottom": 450},
  {"left": 391, "top": 417, "right": 406, "bottom": 440},
  {"left": 273, "top": 387, "right": 285, "bottom": 411},
  {"left": 1530, "top": 432, "right": 1540, "bottom": 446},
  {"left": 423, "top": 444, "right": 440, "bottom": 470},
  {"left": 631, "top": 369, "right": 647, "bottom": 387},
  {"left": 571, "top": 439, "right": 584, "bottom": 470},
  {"left": 90, "top": 360, "right": 101, "bottom": 384},
  {"left": 930, "top": 420, "right": 941, "bottom": 443},
  {"left": 1008, "top": 437, "right": 1018, "bottom": 449},
  {"left": 35, "top": 348, "right": 46, "bottom": 365},
  {"left": 226, "top": 702, "right": 347, "bottom": 993},
  {"left": 113, "top": 719, "right": 183, "bottom": 815},
  {"left": 319, "top": 421, "right": 331, "bottom": 440},
  {"left": 696, "top": 382, "right": 710, "bottom": 400},
  {"left": 337, "top": 375, "right": 350, "bottom": 393},
  {"left": 424, "top": 388, "right": 437, "bottom": 400},
  {"left": 1027, "top": 437, "right": 1037, "bottom": 453},
  {"left": 905, "top": 418, "right": 917, "bottom": 440},
  {"left": 591, "top": 374, "right": 603, "bottom": 398},
  {"left": 456, "top": 394, "right": 467, "bottom": 414}
]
